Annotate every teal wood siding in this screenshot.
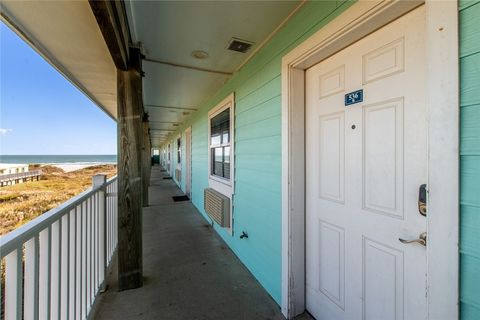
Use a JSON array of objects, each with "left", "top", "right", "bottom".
[
  {"left": 166, "top": 1, "right": 354, "bottom": 304},
  {"left": 460, "top": 1, "right": 480, "bottom": 319}
]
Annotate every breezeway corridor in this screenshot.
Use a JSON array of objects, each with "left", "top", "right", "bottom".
[{"left": 93, "top": 166, "right": 310, "bottom": 320}]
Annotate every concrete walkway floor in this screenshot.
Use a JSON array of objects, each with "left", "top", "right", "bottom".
[{"left": 94, "top": 166, "right": 312, "bottom": 320}]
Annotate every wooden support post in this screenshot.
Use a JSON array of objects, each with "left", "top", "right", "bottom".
[
  {"left": 117, "top": 47, "right": 143, "bottom": 290},
  {"left": 142, "top": 116, "right": 150, "bottom": 206}
]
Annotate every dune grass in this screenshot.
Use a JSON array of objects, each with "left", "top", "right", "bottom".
[{"left": 0, "top": 164, "right": 117, "bottom": 236}]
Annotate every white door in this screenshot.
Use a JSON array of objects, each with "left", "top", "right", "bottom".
[
  {"left": 185, "top": 127, "right": 192, "bottom": 198},
  {"left": 306, "top": 7, "right": 427, "bottom": 320}
]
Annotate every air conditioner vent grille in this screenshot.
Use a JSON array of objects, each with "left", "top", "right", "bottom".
[
  {"left": 204, "top": 188, "right": 230, "bottom": 227},
  {"left": 175, "top": 169, "right": 181, "bottom": 182},
  {"left": 227, "top": 38, "right": 254, "bottom": 53}
]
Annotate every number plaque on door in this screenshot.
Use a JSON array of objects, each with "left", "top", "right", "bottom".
[{"left": 344, "top": 89, "right": 363, "bottom": 106}]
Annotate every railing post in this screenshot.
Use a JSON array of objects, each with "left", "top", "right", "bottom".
[{"left": 92, "top": 174, "right": 107, "bottom": 292}]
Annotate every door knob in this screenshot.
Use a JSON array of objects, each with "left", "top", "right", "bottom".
[{"left": 399, "top": 232, "right": 427, "bottom": 246}]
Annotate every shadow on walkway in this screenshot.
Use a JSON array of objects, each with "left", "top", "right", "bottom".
[{"left": 94, "top": 166, "right": 313, "bottom": 319}]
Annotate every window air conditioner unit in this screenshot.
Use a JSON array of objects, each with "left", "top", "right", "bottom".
[{"left": 204, "top": 188, "right": 230, "bottom": 227}]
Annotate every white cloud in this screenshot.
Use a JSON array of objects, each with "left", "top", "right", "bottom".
[{"left": 0, "top": 128, "right": 13, "bottom": 135}]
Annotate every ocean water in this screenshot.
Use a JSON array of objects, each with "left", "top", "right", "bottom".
[{"left": 0, "top": 155, "right": 117, "bottom": 164}]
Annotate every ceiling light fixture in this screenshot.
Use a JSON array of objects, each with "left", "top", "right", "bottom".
[{"left": 191, "top": 50, "right": 209, "bottom": 59}]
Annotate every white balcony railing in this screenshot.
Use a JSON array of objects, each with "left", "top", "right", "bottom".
[{"left": 0, "top": 174, "right": 118, "bottom": 320}]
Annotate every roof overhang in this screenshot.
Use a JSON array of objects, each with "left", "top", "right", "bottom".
[{"left": 1, "top": 0, "right": 117, "bottom": 119}]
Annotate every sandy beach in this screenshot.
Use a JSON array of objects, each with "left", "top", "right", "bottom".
[
  {"left": 48, "top": 162, "right": 114, "bottom": 172},
  {"left": 0, "top": 164, "right": 117, "bottom": 235}
]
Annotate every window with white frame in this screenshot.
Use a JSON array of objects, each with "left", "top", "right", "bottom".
[
  {"left": 208, "top": 94, "right": 234, "bottom": 185},
  {"left": 177, "top": 137, "right": 181, "bottom": 163},
  {"left": 210, "top": 109, "right": 230, "bottom": 179}
]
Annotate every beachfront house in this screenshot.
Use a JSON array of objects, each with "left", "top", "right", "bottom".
[
  {"left": 0, "top": 164, "right": 29, "bottom": 175},
  {"left": 0, "top": 163, "right": 42, "bottom": 187},
  {"left": 0, "top": 1, "right": 478, "bottom": 319}
]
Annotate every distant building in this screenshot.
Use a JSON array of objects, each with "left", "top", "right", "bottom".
[
  {"left": 0, "top": 164, "right": 40, "bottom": 186},
  {"left": 0, "top": 163, "right": 29, "bottom": 175}
]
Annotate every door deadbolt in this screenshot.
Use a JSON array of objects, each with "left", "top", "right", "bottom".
[{"left": 418, "top": 184, "right": 427, "bottom": 217}]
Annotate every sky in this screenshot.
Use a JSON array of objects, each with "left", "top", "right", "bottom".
[{"left": 0, "top": 21, "right": 117, "bottom": 155}]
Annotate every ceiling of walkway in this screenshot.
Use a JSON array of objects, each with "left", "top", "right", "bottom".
[{"left": 125, "top": 0, "right": 302, "bottom": 146}]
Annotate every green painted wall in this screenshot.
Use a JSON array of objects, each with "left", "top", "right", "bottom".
[
  {"left": 162, "top": 0, "right": 354, "bottom": 304},
  {"left": 460, "top": 1, "right": 480, "bottom": 319}
]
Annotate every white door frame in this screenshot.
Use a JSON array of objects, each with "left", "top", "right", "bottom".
[
  {"left": 185, "top": 126, "right": 192, "bottom": 198},
  {"left": 281, "top": 1, "right": 459, "bottom": 319}
]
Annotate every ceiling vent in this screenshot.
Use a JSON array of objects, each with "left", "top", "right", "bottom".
[{"left": 227, "top": 38, "right": 254, "bottom": 53}]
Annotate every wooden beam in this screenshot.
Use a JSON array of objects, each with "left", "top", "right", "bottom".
[
  {"left": 145, "top": 105, "right": 198, "bottom": 111},
  {"left": 144, "top": 57, "right": 233, "bottom": 76},
  {"left": 89, "top": 0, "right": 130, "bottom": 70},
  {"left": 117, "top": 47, "right": 143, "bottom": 290},
  {"left": 149, "top": 121, "right": 181, "bottom": 124}
]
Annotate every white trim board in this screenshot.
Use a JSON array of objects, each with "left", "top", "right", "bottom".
[{"left": 281, "top": 0, "right": 458, "bottom": 319}]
